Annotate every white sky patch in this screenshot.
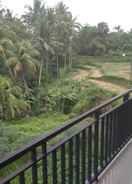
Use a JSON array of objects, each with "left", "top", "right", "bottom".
[
  {"left": 2, "top": 0, "right": 33, "bottom": 16},
  {"left": 2, "top": 0, "right": 132, "bottom": 31}
]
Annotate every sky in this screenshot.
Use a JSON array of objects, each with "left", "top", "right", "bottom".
[{"left": 2, "top": 0, "right": 132, "bottom": 31}]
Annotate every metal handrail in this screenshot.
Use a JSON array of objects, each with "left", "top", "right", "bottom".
[
  {"left": 0, "top": 88, "right": 132, "bottom": 184},
  {"left": 1, "top": 89, "right": 131, "bottom": 168}
]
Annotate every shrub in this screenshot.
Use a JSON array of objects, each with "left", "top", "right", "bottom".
[
  {"left": 72, "top": 84, "right": 114, "bottom": 115},
  {"left": 48, "top": 79, "right": 81, "bottom": 113}
]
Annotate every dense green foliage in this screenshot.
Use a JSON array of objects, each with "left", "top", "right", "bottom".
[
  {"left": 0, "top": 0, "right": 78, "bottom": 120},
  {"left": 0, "top": 0, "right": 132, "bottom": 120},
  {"left": 76, "top": 23, "right": 132, "bottom": 56},
  {"left": 1, "top": 0, "right": 132, "bottom": 180},
  {"left": 0, "top": 80, "right": 114, "bottom": 158}
]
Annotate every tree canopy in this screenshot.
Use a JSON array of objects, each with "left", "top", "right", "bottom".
[{"left": 0, "top": 0, "right": 132, "bottom": 120}]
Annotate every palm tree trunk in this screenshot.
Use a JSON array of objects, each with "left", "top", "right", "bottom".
[
  {"left": 64, "top": 55, "right": 67, "bottom": 69},
  {"left": 45, "top": 60, "right": 47, "bottom": 75},
  {"left": 22, "top": 73, "right": 29, "bottom": 91},
  {"left": 56, "top": 55, "right": 59, "bottom": 78},
  {"left": 69, "top": 55, "right": 72, "bottom": 69},
  {"left": 71, "top": 55, "right": 73, "bottom": 68},
  {"left": 7, "top": 66, "right": 15, "bottom": 81},
  {"left": 38, "top": 60, "right": 43, "bottom": 86}
]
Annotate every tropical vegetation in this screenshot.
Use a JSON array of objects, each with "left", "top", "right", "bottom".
[{"left": 0, "top": 0, "right": 132, "bottom": 159}]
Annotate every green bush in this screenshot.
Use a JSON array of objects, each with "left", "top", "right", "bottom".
[
  {"left": 72, "top": 84, "right": 115, "bottom": 115},
  {"left": 47, "top": 79, "right": 114, "bottom": 115},
  {"left": 48, "top": 79, "right": 81, "bottom": 113}
]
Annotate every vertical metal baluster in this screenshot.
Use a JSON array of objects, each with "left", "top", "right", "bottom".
[
  {"left": 129, "top": 99, "right": 132, "bottom": 138},
  {"left": 114, "top": 109, "right": 118, "bottom": 155},
  {"left": 105, "top": 115, "right": 108, "bottom": 165},
  {"left": 19, "top": 172, "right": 25, "bottom": 184},
  {"left": 109, "top": 112, "right": 112, "bottom": 160},
  {"left": 126, "top": 100, "right": 130, "bottom": 140},
  {"left": 107, "top": 113, "right": 110, "bottom": 162},
  {"left": 42, "top": 142, "right": 48, "bottom": 184},
  {"left": 52, "top": 150, "right": 57, "bottom": 184},
  {"left": 88, "top": 125, "right": 92, "bottom": 182},
  {"left": 119, "top": 106, "right": 122, "bottom": 148},
  {"left": 123, "top": 94, "right": 129, "bottom": 142},
  {"left": 130, "top": 99, "right": 132, "bottom": 137},
  {"left": 61, "top": 144, "right": 66, "bottom": 184},
  {"left": 31, "top": 148, "right": 38, "bottom": 184},
  {"left": 114, "top": 109, "right": 117, "bottom": 155},
  {"left": 122, "top": 104, "right": 125, "bottom": 144},
  {"left": 75, "top": 134, "right": 80, "bottom": 184},
  {"left": 94, "top": 111, "right": 99, "bottom": 178},
  {"left": 111, "top": 111, "right": 115, "bottom": 158},
  {"left": 81, "top": 129, "right": 86, "bottom": 184},
  {"left": 125, "top": 102, "right": 128, "bottom": 141},
  {"left": 123, "top": 93, "right": 129, "bottom": 103},
  {"left": 121, "top": 105, "right": 125, "bottom": 147},
  {"left": 129, "top": 101, "right": 131, "bottom": 137},
  {"left": 116, "top": 108, "right": 120, "bottom": 150},
  {"left": 125, "top": 101, "right": 129, "bottom": 141},
  {"left": 100, "top": 116, "right": 105, "bottom": 169},
  {"left": 119, "top": 107, "right": 122, "bottom": 149},
  {"left": 121, "top": 106, "right": 124, "bottom": 147},
  {"left": 68, "top": 138, "right": 73, "bottom": 184},
  {"left": 107, "top": 114, "right": 110, "bottom": 162}
]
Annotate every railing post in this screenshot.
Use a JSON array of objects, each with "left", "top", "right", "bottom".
[
  {"left": 94, "top": 110, "right": 100, "bottom": 180},
  {"left": 88, "top": 125, "right": 92, "bottom": 182},
  {"left": 123, "top": 92, "right": 130, "bottom": 103},
  {"left": 123, "top": 92, "right": 130, "bottom": 141},
  {"left": 75, "top": 134, "right": 80, "bottom": 184},
  {"left": 42, "top": 142, "right": 48, "bottom": 184},
  {"left": 123, "top": 92, "right": 131, "bottom": 142},
  {"left": 81, "top": 130, "right": 86, "bottom": 184},
  {"left": 100, "top": 116, "right": 105, "bottom": 168},
  {"left": 31, "top": 148, "right": 38, "bottom": 184}
]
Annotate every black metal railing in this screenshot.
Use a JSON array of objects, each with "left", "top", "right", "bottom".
[{"left": 0, "top": 89, "right": 132, "bottom": 184}]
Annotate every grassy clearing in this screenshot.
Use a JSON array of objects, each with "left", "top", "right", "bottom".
[
  {"left": 0, "top": 113, "right": 69, "bottom": 158},
  {"left": 78, "top": 55, "right": 132, "bottom": 63},
  {"left": 78, "top": 56, "right": 131, "bottom": 78},
  {"left": 72, "top": 56, "right": 132, "bottom": 91},
  {"left": 89, "top": 79, "right": 126, "bottom": 93},
  {"left": 101, "top": 62, "right": 131, "bottom": 80},
  {"left": 94, "top": 76, "right": 132, "bottom": 88}
]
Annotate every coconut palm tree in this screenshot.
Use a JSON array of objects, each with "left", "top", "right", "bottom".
[
  {"left": 7, "top": 40, "right": 40, "bottom": 89},
  {"left": 0, "top": 75, "right": 30, "bottom": 119},
  {"left": 23, "top": 1, "right": 78, "bottom": 82}
]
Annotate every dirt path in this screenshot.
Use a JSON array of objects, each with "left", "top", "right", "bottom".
[
  {"left": 91, "top": 69, "right": 102, "bottom": 78},
  {"left": 73, "top": 68, "right": 102, "bottom": 80},
  {"left": 73, "top": 69, "right": 90, "bottom": 80},
  {"left": 89, "top": 79, "right": 126, "bottom": 93},
  {"left": 73, "top": 68, "right": 127, "bottom": 93}
]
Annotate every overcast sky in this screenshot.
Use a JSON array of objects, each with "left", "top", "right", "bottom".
[{"left": 2, "top": 0, "right": 132, "bottom": 31}]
